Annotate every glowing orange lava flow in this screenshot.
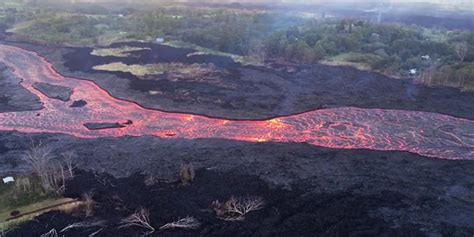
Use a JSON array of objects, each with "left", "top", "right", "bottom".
[{"left": 0, "top": 45, "right": 473, "bottom": 160}]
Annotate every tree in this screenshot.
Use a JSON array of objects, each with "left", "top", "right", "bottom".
[
  {"left": 160, "top": 217, "right": 201, "bottom": 230},
  {"left": 248, "top": 39, "right": 267, "bottom": 63},
  {"left": 61, "top": 151, "right": 76, "bottom": 179},
  {"left": 119, "top": 208, "right": 155, "bottom": 235},
  {"left": 22, "top": 141, "right": 55, "bottom": 192},
  {"left": 22, "top": 141, "right": 66, "bottom": 194},
  {"left": 211, "top": 196, "right": 265, "bottom": 221},
  {"left": 454, "top": 42, "right": 467, "bottom": 63},
  {"left": 337, "top": 19, "right": 346, "bottom": 32},
  {"left": 312, "top": 43, "right": 327, "bottom": 61}
]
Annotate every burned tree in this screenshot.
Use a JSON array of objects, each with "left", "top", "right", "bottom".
[
  {"left": 160, "top": 217, "right": 201, "bottom": 230},
  {"left": 212, "top": 196, "right": 265, "bottom": 221},
  {"left": 40, "top": 229, "right": 58, "bottom": 237},
  {"left": 61, "top": 151, "right": 76, "bottom": 179},
  {"left": 22, "top": 141, "right": 67, "bottom": 194},
  {"left": 119, "top": 208, "right": 155, "bottom": 235},
  {"left": 22, "top": 141, "right": 55, "bottom": 192}
]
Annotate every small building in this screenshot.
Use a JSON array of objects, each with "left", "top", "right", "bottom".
[
  {"left": 3, "top": 176, "right": 14, "bottom": 184},
  {"left": 421, "top": 55, "right": 430, "bottom": 60},
  {"left": 409, "top": 69, "right": 417, "bottom": 75},
  {"left": 155, "top": 38, "right": 165, "bottom": 44}
]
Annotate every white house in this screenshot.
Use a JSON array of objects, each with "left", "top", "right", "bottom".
[{"left": 3, "top": 176, "right": 14, "bottom": 184}]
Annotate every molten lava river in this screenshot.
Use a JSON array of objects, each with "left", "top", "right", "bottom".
[{"left": 0, "top": 44, "right": 473, "bottom": 160}]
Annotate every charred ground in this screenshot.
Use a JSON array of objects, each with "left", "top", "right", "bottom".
[
  {"left": 1, "top": 131, "right": 474, "bottom": 236},
  {"left": 8, "top": 170, "right": 425, "bottom": 237},
  {"left": 0, "top": 63, "right": 43, "bottom": 113},
  {"left": 12, "top": 41, "right": 474, "bottom": 120}
]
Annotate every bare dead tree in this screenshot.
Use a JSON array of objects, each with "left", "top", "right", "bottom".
[
  {"left": 40, "top": 228, "right": 58, "bottom": 237},
  {"left": 55, "top": 161, "right": 66, "bottom": 195},
  {"left": 119, "top": 208, "right": 155, "bottom": 235},
  {"left": 81, "top": 192, "right": 96, "bottom": 217},
  {"left": 22, "top": 141, "right": 56, "bottom": 192},
  {"left": 94, "top": 173, "right": 116, "bottom": 187},
  {"left": 88, "top": 228, "right": 103, "bottom": 237},
  {"left": 212, "top": 196, "right": 265, "bottom": 221},
  {"left": 60, "top": 220, "right": 106, "bottom": 233},
  {"left": 61, "top": 151, "right": 76, "bottom": 179},
  {"left": 14, "top": 176, "right": 33, "bottom": 193},
  {"left": 455, "top": 42, "right": 467, "bottom": 63},
  {"left": 159, "top": 217, "right": 201, "bottom": 230}
]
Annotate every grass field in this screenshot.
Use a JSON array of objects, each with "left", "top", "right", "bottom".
[
  {"left": 0, "top": 178, "right": 74, "bottom": 231},
  {"left": 163, "top": 40, "right": 263, "bottom": 66},
  {"left": 0, "top": 198, "right": 79, "bottom": 232},
  {"left": 91, "top": 46, "right": 151, "bottom": 57},
  {"left": 321, "top": 53, "right": 378, "bottom": 71},
  {"left": 93, "top": 62, "right": 220, "bottom": 78}
]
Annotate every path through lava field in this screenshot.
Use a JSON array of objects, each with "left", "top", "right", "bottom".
[{"left": 0, "top": 44, "right": 473, "bottom": 160}]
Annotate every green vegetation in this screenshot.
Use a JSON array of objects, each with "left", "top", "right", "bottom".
[
  {"left": 93, "top": 62, "right": 221, "bottom": 78},
  {"left": 93, "top": 62, "right": 153, "bottom": 76},
  {"left": 0, "top": 177, "right": 53, "bottom": 214},
  {"left": 1, "top": 3, "right": 473, "bottom": 90},
  {"left": 0, "top": 0, "right": 24, "bottom": 29},
  {"left": 0, "top": 144, "right": 77, "bottom": 231},
  {"left": 163, "top": 40, "right": 262, "bottom": 66},
  {"left": 265, "top": 20, "right": 472, "bottom": 78},
  {"left": 91, "top": 46, "right": 150, "bottom": 57},
  {"left": 0, "top": 176, "right": 66, "bottom": 231},
  {"left": 0, "top": 196, "right": 78, "bottom": 233},
  {"left": 9, "top": 12, "right": 123, "bottom": 46}
]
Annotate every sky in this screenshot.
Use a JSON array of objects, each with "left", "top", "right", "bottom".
[
  {"left": 46, "top": 0, "right": 472, "bottom": 2},
  {"left": 38, "top": 0, "right": 474, "bottom": 8}
]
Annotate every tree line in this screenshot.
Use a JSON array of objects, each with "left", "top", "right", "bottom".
[{"left": 3, "top": 4, "right": 473, "bottom": 88}]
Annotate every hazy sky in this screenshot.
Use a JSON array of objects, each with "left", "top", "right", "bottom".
[
  {"left": 279, "top": 0, "right": 470, "bottom": 3},
  {"left": 50, "top": 0, "right": 474, "bottom": 8},
  {"left": 60, "top": 0, "right": 472, "bottom": 2}
]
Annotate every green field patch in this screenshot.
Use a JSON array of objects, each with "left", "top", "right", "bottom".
[
  {"left": 91, "top": 46, "right": 151, "bottom": 57},
  {"left": 0, "top": 176, "right": 77, "bottom": 231},
  {"left": 164, "top": 40, "right": 263, "bottom": 66},
  {"left": 93, "top": 62, "right": 222, "bottom": 78},
  {"left": 321, "top": 52, "right": 383, "bottom": 72}
]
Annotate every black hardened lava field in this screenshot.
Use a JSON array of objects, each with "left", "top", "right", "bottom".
[
  {"left": 0, "top": 1, "right": 473, "bottom": 237},
  {"left": 61, "top": 41, "right": 474, "bottom": 119}
]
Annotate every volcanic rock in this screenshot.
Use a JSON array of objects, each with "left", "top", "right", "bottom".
[
  {"left": 32, "top": 82, "right": 73, "bottom": 101},
  {"left": 70, "top": 100, "right": 87, "bottom": 108},
  {"left": 1, "top": 131, "right": 474, "bottom": 236},
  {"left": 0, "top": 64, "right": 43, "bottom": 112},
  {"left": 83, "top": 122, "right": 126, "bottom": 130}
]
